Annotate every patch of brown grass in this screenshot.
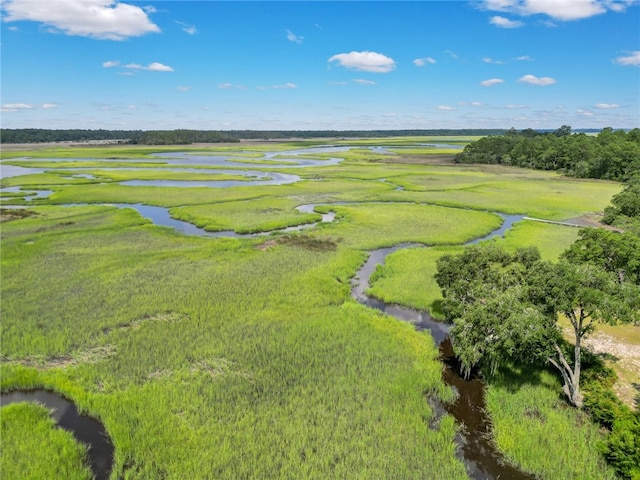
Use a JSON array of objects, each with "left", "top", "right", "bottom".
[
  {"left": 0, "top": 208, "right": 37, "bottom": 223},
  {"left": 3, "top": 345, "right": 116, "bottom": 370}
]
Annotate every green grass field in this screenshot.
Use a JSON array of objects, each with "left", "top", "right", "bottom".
[{"left": 0, "top": 139, "right": 624, "bottom": 479}]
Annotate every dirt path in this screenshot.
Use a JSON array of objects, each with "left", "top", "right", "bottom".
[{"left": 583, "top": 330, "right": 640, "bottom": 408}]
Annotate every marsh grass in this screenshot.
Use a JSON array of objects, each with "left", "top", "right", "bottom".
[
  {"left": 63, "top": 169, "right": 253, "bottom": 182},
  {"left": 1, "top": 140, "right": 626, "bottom": 479},
  {"left": 1, "top": 205, "right": 467, "bottom": 478},
  {"left": 368, "top": 246, "right": 464, "bottom": 316},
  {"left": 170, "top": 198, "right": 320, "bottom": 233},
  {"left": 366, "top": 222, "right": 584, "bottom": 319},
  {"left": 485, "top": 365, "right": 618, "bottom": 480},
  {"left": 0, "top": 402, "right": 92, "bottom": 480},
  {"left": 334, "top": 136, "right": 479, "bottom": 146},
  {"left": 317, "top": 203, "right": 502, "bottom": 249}
]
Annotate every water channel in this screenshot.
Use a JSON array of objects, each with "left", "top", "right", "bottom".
[
  {"left": 0, "top": 390, "right": 114, "bottom": 480},
  {"left": 350, "top": 217, "right": 534, "bottom": 480},
  {"left": 0, "top": 144, "right": 533, "bottom": 479}
]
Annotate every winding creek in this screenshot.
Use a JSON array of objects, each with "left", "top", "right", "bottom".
[
  {"left": 1, "top": 143, "right": 534, "bottom": 479},
  {"left": 350, "top": 220, "right": 534, "bottom": 480},
  {"left": 0, "top": 390, "right": 114, "bottom": 480}
]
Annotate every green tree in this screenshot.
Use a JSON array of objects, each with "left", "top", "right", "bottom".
[
  {"left": 436, "top": 243, "right": 638, "bottom": 407},
  {"left": 562, "top": 228, "right": 640, "bottom": 285},
  {"left": 527, "top": 260, "right": 631, "bottom": 406},
  {"left": 603, "top": 175, "right": 640, "bottom": 234}
]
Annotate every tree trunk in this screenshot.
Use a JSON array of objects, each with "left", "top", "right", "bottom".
[{"left": 547, "top": 343, "right": 584, "bottom": 408}]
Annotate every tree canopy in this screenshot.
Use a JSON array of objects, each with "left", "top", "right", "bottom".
[
  {"left": 436, "top": 241, "right": 639, "bottom": 407},
  {"left": 603, "top": 175, "right": 640, "bottom": 235},
  {"left": 455, "top": 127, "right": 640, "bottom": 181}
]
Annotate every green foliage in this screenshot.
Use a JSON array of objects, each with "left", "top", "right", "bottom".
[
  {"left": 131, "top": 129, "right": 239, "bottom": 144},
  {"left": 603, "top": 174, "right": 640, "bottom": 234},
  {"left": 1, "top": 128, "right": 505, "bottom": 144},
  {"left": 603, "top": 413, "right": 640, "bottom": 480},
  {"left": 436, "top": 242, "right": 638, "bottom": 406},
  {"left": 436, "top": 244, "right": 559, "bottom": 377},
  {"left": 580, "top": 352, "right": 640, "bottom": 479},
  {"left": 456, "top": 127, "right": 640, "bottom": 181},
  {"left": 562, "top": 228, "right": 640, "bottom": 284}
]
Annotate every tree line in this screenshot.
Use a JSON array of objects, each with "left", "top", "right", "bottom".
[
  {"left": 0, "top": 129, "right": 240, "bottom": 145},
  {"left": 455, "top": 126, "right": 640, "bottom": 181},
  {"left": 0, "top": 128, "right": 511, "bottom": 144}
]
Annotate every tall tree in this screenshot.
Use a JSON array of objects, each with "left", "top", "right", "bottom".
[{"left": 436, "top": 243, "right": 638, "bottom": 407}]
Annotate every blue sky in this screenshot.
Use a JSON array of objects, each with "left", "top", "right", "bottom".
[{"left": 1, "top": 0, "right": 639, "bottom": 130}]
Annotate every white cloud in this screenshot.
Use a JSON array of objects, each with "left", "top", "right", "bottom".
[
  {"left": 483, "top": 0, "right": 519, "bottom": 10},
  {"left": 481, "top": 0, "right": 636, "bottom": 21},
  {"left": 328, "top": 51, "right": 396, "bottom": 73},
  {"left": 594, "top": 103, "right": 620, "bottom": 109},
  {"left": 352, "top": 79, "right": 376, "bottom": 85},
  {"left": 413, "top": 57, "right": 436, "bottom": 67},
  {"left": 176, "top": 86, "right": 191, "bottom": 92},
  {"left": 613, "top": 51, "right": 640, "bottom": 66},
  {"left": 124, "top": 62, "right": 174, "bottom": 72},
  {"left": 218, "top": 83, "right": 247, "bottom": 89},
  {"left": 328, "top": 81, "right": 349, "bottom": 86},
  {"left": 483, "top": 57, "right": 506, "bottom": 64},
  {"left": 256, "top": 83, "right": 297, "bottom": 90},
  {"left": 437, "top": 105, "right": 455, "bottom": 111},
  {"left": 489, "top": 15, "right": 525, "bottom": 27},
  {"left": 519, "top": 0, "right": 606, "bottom": 20},
  {"left": 577, "top": 108, "right": 595, "bottom": 116},
  {"left": 1, "top": 103, "right": 35, "bottom": 111},
  {"left": 514, "top": 55, "right": 532, "bottom": 61},
  {"left": 102, "top": 60, "right": 120, "bottom": 68},
  {"left": 176, "top": 21, "right": 197, "bottom": 35},
  {"left": 286, "top": 29, "right": 303, "bottom": 43},
  {"left": 471, "top": 101, "right": 485, "bottom": 107},
  {"left": 41, "top": 103, "right": 58, "bottom": 108},
  {"left": 480, "top": 78, "right": 505, "bottom": 86},
  {"left": 505, "top": 104, "right": 528, "bottom": 108},
  {"left": 1, "top": 0, "right": 160, "bottom": 40},
  {"left": 518, "top": 74, "right": 556, "bottom": 85}
]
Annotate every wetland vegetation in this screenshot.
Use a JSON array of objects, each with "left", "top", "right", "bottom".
[{"left": 1, "top": 135, "right": 636, "bottom": 479}]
